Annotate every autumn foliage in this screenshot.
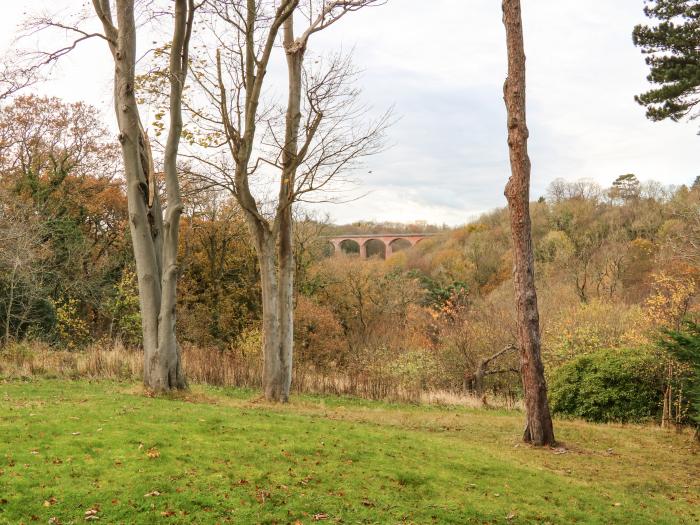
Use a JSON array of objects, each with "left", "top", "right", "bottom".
[{"left": 0, "top": 97, "right": 698, "bottom": 424}]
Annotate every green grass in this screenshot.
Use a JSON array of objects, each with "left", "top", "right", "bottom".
[{"left": 0, "top": 380, "right": 698, "bottom": 524}]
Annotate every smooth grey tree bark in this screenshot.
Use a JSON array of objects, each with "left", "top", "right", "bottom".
[{"left": 91, "top": 0, "right": 197, "bottom": 391}]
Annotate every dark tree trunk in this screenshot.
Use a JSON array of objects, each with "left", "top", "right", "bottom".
[{"left": 502, "top": 0, "right": 555, "bottom": 447}]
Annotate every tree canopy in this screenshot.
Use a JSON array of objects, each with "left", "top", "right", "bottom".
[{"left": 633, "top": 0, "right": 700, "bottom": 122}]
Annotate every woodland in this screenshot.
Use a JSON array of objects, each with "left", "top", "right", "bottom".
[{"left": 0, "top": 0, "right": 699, "bottom": 523}]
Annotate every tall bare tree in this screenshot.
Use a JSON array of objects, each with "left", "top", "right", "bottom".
[
  {"left": 501, "top": 0, "right": 555, "bottom": 446},
  {"left": 181, "top": 0, "right": 386, "bottom": 401},
  {"left": 90, "top": 0, "right": 198, "bottom": 390}
]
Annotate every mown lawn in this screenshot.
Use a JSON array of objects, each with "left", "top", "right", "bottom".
[{"left": 0, "top": 380, "right": 697, "bottom": 524}]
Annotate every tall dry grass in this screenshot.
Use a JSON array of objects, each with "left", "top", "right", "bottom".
[{"left": 0, "top": 340, "right": 519, "bottom": 409}]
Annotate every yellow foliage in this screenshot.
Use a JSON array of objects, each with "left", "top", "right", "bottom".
[
  {"left": 55, "top": 298, "right": 91, "bottom": 350},
  {"left": 643, "top": 271, "right": 698, "bottom": 330},
  {"left": 543, "top": 299, "right": 649, "bottom": 363}
]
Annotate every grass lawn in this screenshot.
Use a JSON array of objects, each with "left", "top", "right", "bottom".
[{"left": 0, "top": 380, "right": 698, "bottom": 524}]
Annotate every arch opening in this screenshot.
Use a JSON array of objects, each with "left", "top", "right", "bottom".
[
  {"left": 322, "top": 241, "right": 335, "bottom": 258},
  {"left": 389, "top": 238, "right": 412, "bottom": 255},
  {"left": 365, "top": 239, "right": 386, "bottom": 259},
  {"left": 339, "top": 239, "right": 360, "bottom": 255}
]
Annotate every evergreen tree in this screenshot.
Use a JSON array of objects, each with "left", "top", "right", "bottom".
[
  {"left": 610, "top": 173, "right": 641, "bottom": 201},
  {"left": 692, "top": 175, "right": 700, "bottom": 190},
  {"left": 633, "top": 1, "right": 700, "bottom": 122}
]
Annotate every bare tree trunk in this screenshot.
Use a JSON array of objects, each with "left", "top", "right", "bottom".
[
  {"left": 661, "top": 361, "right": 673, "bottom": 429},
  {"left": 4, "top": 263, "right": 17, "bottom": 345},
  {"left": 151, "top": 0, "right": 194, "bottom": 390},
  {"left": 106, "top": 1, "right": 167, "bottom": 388},
  {"left": 208, "top": 0, "right": 382, "bottom": 401},
  {"left": 251, "top": 14, "right": 303, "bottom": 402},
  {"left": 92, "top": 0, "right": 195, "bottom": 391},
  {"left": 502, "top": 0, "right": 555, "bottom": 446},
  {"left": 273, "top": 15, "right": 304, "bottom": 402},
  {"left": 257, "top": 234, "right": 284, "bottom": 401}
]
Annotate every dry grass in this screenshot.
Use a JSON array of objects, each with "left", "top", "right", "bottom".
[{"left": 0, "top": 340, "right": 517, "bottom": 408}]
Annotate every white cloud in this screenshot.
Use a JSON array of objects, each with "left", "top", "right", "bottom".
[{"left": 5, "top": 0, "right": 697, "bottom": 226}]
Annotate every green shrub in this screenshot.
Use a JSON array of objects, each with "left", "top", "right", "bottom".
[
  {"left": 549, "top": 347, "right": 665, "bottom": 423},
  {"left": 385, "top": 349, "right": 440, "bottom": 392}
]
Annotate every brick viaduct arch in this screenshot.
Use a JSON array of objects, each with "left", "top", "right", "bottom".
[{"left": 325, "top": 233, "right": 437, "bottom": 259}]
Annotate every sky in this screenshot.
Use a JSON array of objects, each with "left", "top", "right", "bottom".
[{"left": 3, "top": 1, "right": 699, "bottom": 226}]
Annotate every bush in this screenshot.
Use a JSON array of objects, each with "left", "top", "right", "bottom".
[
  {"left": 543, "top": 299, "right": 647, "bottom": 364},
  {"left": 549, "top": 347, "right": 665, "bottom": 423},
  {"left": 294, "top": 295, "right": 345, "bottom": 369},
  {"left": 385, "top": 349, "right": 440, "bottom": 393}
]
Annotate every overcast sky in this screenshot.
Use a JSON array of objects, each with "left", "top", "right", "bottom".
[{"left": 4, "top": 1, "right": 698, "bottom": 225}]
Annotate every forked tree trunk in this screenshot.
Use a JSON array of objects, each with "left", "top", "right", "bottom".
[
  {"left": 502, "top": 0, "right": 555, "bottom": 446},
  {"left": 93, "top": 0, "right": 193, "bottom": 391},
  {"left": 249, "top": 14, "right": 302, "bottom": 403},
  {"left": 216, "top": 1, "right": 375, "bottom": 401}
]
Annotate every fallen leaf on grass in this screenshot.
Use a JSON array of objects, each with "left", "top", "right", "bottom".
[
  {"left": 161, "top": 510, "right": 176, "bottom": 517},
  {"left": 48, "top": 518, "right": 62, "bottom": 525},
  {"left": 144, "top": 491, "right": 160, "bottom": 497},
  {"left": 313, "top": 513, "right": 329, "bottom": 521},
  {"left": 506, "top": 512, "right": 517, "bottom": 520},
  {"left": 71, "top": 432, "right": 81, "bottom": 436},
  {"left": 146, "top": 447, "right": 160, "bottom": 459},
  {"left": 43, "top": 496, "right": 57, "bottom": 507},
  {"left": 255, "top": 489, "right": 270, "bottom": 504}
]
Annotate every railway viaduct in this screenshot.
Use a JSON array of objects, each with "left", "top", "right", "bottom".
[{"left": 325, "top": 233, "right": 438, "bottom": 259}]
